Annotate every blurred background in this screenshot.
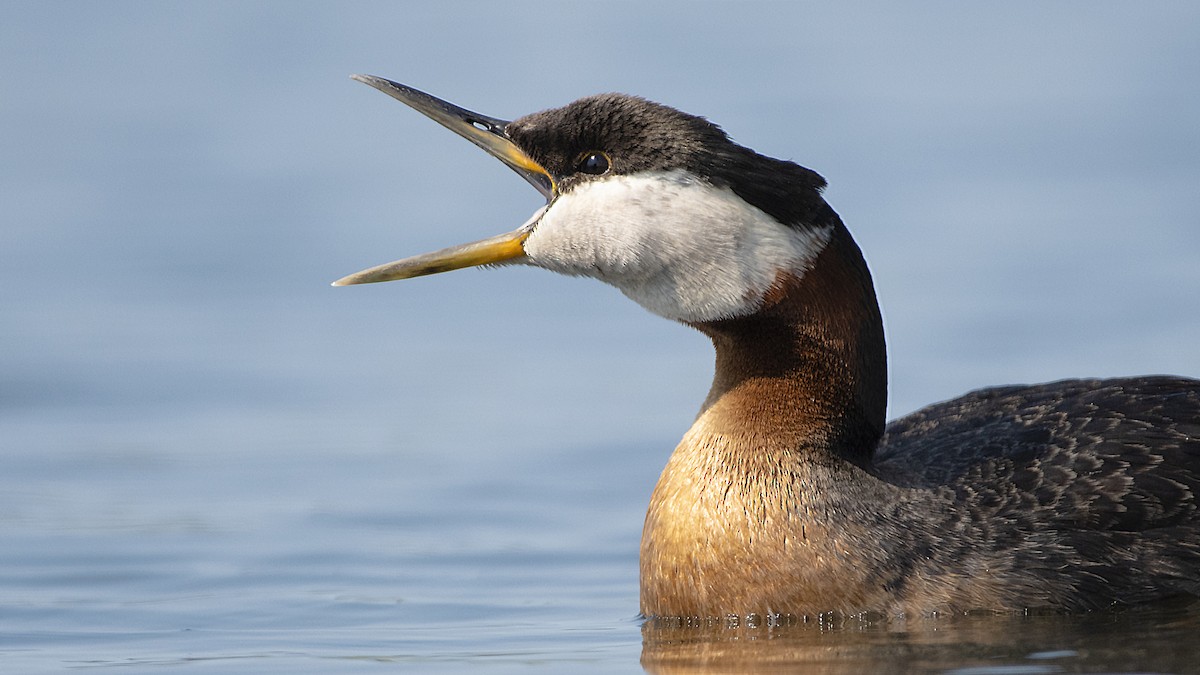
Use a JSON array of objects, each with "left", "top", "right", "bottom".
[
  {"left": 1, "top": 2, "right": 1198, "bottom": 668},
  {"left": 5, "top": 3, "right": 1196, "bottom": 464}
]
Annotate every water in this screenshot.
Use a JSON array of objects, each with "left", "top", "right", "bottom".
[
  {"left": 6, "top": 433, "right": 1200, "bottom": 674},
  {"left": 641, "top": 606, "right": 1200, "bottom": 673},
  {"left": 4, "top": 2, "right": 1200, "bottom": 673},
  {"left": 1, "top": 428, "right": 648, "bottom": 673}
]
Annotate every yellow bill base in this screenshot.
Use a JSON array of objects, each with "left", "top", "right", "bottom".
[{"left": 332, "top": 227, "right": 530, "bottom": 286}]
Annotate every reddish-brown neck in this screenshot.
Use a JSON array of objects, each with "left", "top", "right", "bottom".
[
  {"left": 692, "top": 222, "right": 887, "bottom": 465},
  {"left": 639, "top": 221, "right": 892, "bottom": 619}
]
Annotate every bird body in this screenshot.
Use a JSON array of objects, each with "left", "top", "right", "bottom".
[{"left": 336, "top": 76, "right": 1200, "bottom": 619}]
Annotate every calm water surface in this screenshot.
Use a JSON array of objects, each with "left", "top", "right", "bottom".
[
  {"left": 3, "top": 417, "right": 1199, "bottom": 673},
  {"left": 4, "top": 2, "right": 1200, "bottom": 673}
]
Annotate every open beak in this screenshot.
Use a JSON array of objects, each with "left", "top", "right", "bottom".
[{"left": 332, "top": 75, "right": 554, "bottom": 287}]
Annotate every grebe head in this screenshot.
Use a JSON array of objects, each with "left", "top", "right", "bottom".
[{"left": 334, "top": 76, "right": 836, "bottom": 324}]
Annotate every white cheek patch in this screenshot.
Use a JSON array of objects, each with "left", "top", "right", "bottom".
[{"left": 521, "top": 170, "right": 833, "bottom": 323}]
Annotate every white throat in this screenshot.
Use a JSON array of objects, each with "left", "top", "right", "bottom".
[{"left": 521, "top": 169, "right": 833, "bottom": 323}]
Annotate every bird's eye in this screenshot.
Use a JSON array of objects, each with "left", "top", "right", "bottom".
[{"left": 576, "top": 151, "right": 611, "bottom": 175}]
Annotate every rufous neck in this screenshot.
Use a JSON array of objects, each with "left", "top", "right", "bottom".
[{"left": 691, "top": 222, "right": 887, "bottom": 466}]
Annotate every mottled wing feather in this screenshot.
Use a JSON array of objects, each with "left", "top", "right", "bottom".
[
  {"left": 876, "top": 377, "right": 1200, "bottom": 532},
  {"left": 873, "top": 377, "right": 1200, "bottom": 607}
]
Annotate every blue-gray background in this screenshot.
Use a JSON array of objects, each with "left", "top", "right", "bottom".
[
  {"left": 2, "top": 2, "right": 1198, "bottom": 670},
  {"left": 6, "top": 2, "right": 1197, "bottom": 456}
]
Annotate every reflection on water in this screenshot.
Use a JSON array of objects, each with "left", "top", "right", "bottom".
[
  {"left": 5, "top": 2, "right": 1200, "bottom": 672},
  {"left": 7, "top": 423, "right": 1200, "bottom": 673},
  {"left": 640, "top": 602, "right": 1200, "bottom": 674}
]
